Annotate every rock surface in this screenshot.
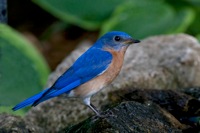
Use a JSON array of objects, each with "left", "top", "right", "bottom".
[
  {"left": 0, "top": 113, "right": 43, "bottom": 133},
  {"left": 183, "top": 87, "right": 200, "bottom": 100},
  {"left": 64, "top": 101, "right": 183, "bottom": 133},
  {"left": 109, "top": 89, "right": 200, "bottom": 126},
  {"left": 25, "top": 34, "right": 200, "bottom": 132}
]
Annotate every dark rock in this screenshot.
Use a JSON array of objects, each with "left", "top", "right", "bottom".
[
  {"left": 109, "top": 89, "right": 200, "bottom": 130},
  {"left": 63, "top": 101, "right": 183, "bottom": 133},
  {"left": 182, "top": 87, "right": 200, "bottom": 100},
  {"left": 0, "top": 113, "right": 43, "bottom": 133},
  {"left": 109, "top": 89, "right": 200, "bottom": 115}
]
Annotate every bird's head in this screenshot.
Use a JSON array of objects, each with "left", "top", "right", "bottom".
[{"left": 95, "top": 31, "right": 140, "bottom": 51}]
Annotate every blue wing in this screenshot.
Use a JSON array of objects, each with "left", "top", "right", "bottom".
[{"left": 12, "top": 47, "right": 112, "bottom": 110}]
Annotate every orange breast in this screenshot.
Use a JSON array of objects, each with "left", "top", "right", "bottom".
[{"left": 70, "top": 47, "right": 127, "bottom": 98}]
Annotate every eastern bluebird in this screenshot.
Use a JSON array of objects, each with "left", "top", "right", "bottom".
[{"left": 12, "top": 31, "right": 140, "bottom": 116}]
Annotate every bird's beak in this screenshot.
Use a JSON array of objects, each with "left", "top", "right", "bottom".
[{"left": 125, "top": 38, "right": 140, "bottom": 44}]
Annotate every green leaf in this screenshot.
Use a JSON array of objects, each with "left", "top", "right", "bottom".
[
  {"left": 166, "top": 7, "right": 195, "bottom": 33},
  {"left": 101, "top": 0, "right": 195, "bottom": 39},
  {"left": 32, "top": 0, "right": 123, "bottom": 30},
  {"left": 196, "top": 34, "right": 200, "bottom": 42},
  {"left": 183, "top": 0, "right": 200, "bottom": 6},
  {"left": 0, "top": 106, "right": 26, "bottom": 116},
  {"left": 187, "top": 7, "right": 200, "bottom": 35},
  {"left": 0, "top": 24, "right": 49, "bottom": 106}
]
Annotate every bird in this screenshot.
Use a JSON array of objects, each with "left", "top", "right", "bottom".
[{"left": 12, "top": 31, "right": 140, "bottom": 116}]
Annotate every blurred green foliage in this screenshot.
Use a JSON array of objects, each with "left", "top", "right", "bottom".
[
  {"left": 101, "top": 0, "right": 194, "bottom": 38},
  {"left": 33, "top": 0, "right": 200, "bottom": 40},
  {"left": 0, "top": 106, "right": 25, "bottom": 116},
  {"left": 33, "top": 0, "right": 123, "bottom": 30},
  {"left": 0, "top": 24, "right": 49, "bottom": 111}
]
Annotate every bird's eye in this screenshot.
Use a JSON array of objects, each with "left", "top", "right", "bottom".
[{"left": 114, "top": 36, "right": 121, "bottom": 42}]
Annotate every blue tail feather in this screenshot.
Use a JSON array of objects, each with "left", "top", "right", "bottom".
[
  {"left": 32, "top": 80, "right": 81, "bottom": 106},
  {"left": 12, "top": 80, "right": 81, "bottom": 111},
  {"left": 12, "top": 88, "right": 49, "bottom": 111}
]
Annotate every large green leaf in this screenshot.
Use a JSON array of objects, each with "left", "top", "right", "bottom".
[
  {"left": 33, "top": 0, "right": 123, "bottom": 30},
  {"left": 101, "top": 0, "right": 195, "bottom": 39},
  {"left": 0, "top": 24, "right": 49, "bottom": 106},
  {"left": 187, "top": 7, "right": 200, "bottom": 35},
  {"left": 166, "top": 7, "right": 194, "bottom": 33}
]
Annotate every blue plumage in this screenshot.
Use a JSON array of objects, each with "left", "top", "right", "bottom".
[
  {"left": 12, "top": 89, "right": 49, "bottom": 111},
  {"left": 52, "top": 47, "right": 112, "bottom": 89},
  {"left": 13, "top": 47, "right": 112, "bottom": 110},
  {"left": 12, "top": 31, "right": 140, "bottom": 115}
]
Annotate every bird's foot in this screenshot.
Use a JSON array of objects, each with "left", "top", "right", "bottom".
[{"left": 95, "top": 110, "right": 115, "bottom": 118}]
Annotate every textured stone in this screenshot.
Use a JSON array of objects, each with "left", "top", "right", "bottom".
[
  {"left": 64, "top": 101, "right": 183, "bottom": 133},
  {"left": 0, "top": 113, "right": 43, "bottom": 133},
  {"left": 26, "top": 34, "right": 200, "bottom": 132},
  {"left": 119, "top": 34, "right": 200, "bottom": 89},
  {"left": 182, "top": 87, "right": 200, "bottom": 100},
  {"left": 109, "top": 89, "right": 200, "bottom": 125}
]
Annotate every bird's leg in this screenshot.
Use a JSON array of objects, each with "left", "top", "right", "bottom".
[
  {"left": 88, "top": 103, "right": 101, "bottom": 116},
  {"left": 88, "top": 103, "right": 110, "bottom": 118},
  {"left": 83, "top": 97, "right": 101, "bottom": 116}
]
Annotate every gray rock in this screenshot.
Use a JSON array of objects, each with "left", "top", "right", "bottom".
[
  {"left": 120, "top": 34, "right": 200, "bottom": 89},
  {"left": 25, "top": 34, "right": 200, "bottom": 132},
  {"left": 0, "top": 113, "right": 43, "bottom": 133}
]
